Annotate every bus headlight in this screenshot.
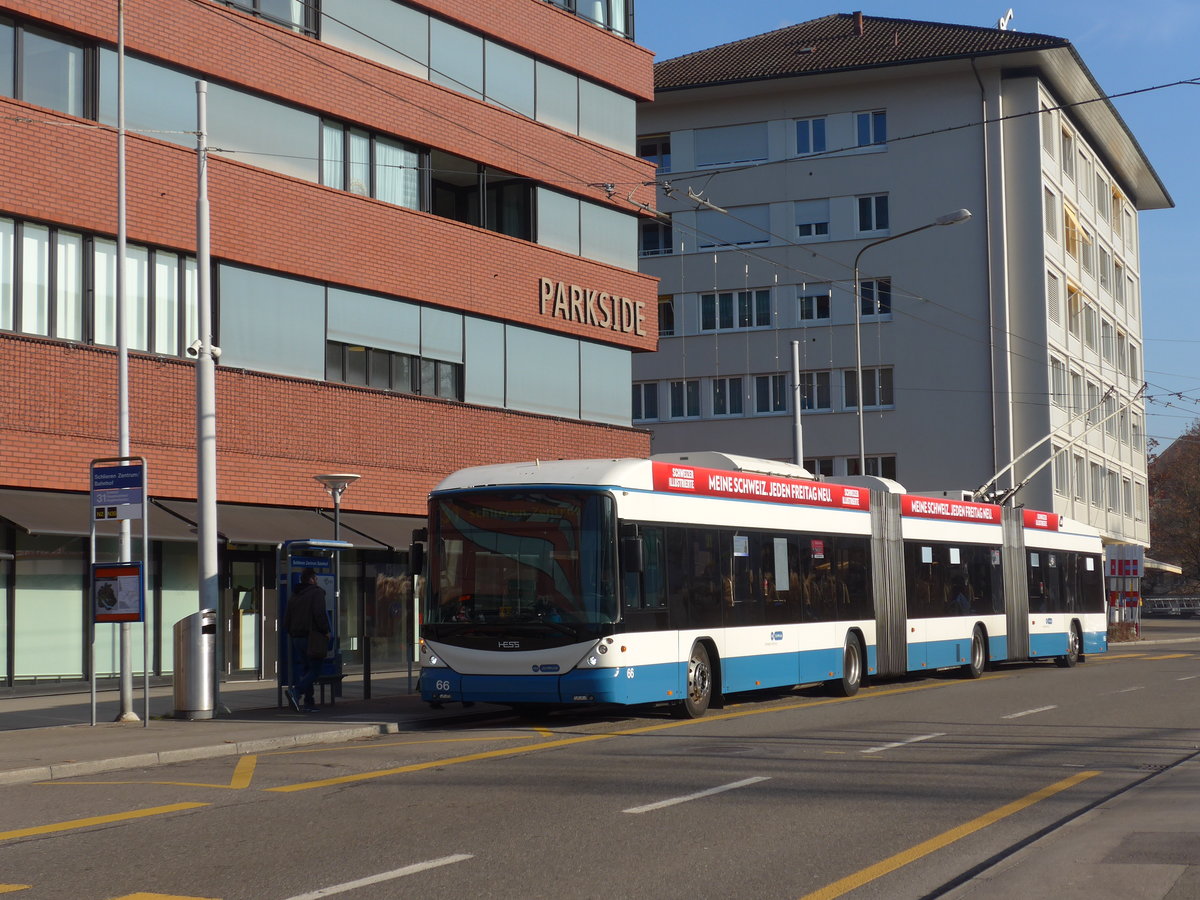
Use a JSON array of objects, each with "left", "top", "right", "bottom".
[
  {"left": 421, "top": 645, "right": 447, "bottom": 667},
  {"left": 587, "top": 655, "right": 599, "bottom": 666}
]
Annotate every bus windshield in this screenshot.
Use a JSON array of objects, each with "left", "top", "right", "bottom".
[{"left": 427, "top": 490, "right": 618, "bottom": 636}]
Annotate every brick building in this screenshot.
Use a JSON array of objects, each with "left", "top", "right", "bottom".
[{"left": 0, "top": 0, "right": 655, "bottom": 687}]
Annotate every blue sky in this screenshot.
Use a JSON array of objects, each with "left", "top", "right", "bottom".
[{"left": 635, "top": 1, "right": 1199, "bottom": 451}]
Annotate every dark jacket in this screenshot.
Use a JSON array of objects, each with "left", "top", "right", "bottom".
[{"left": 283, "top": 582, "right": 331, "bottom": 638}]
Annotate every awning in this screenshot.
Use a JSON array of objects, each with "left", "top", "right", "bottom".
[
  {"left": 1145, "top": 557, "right": 1184, "bottom": 576},
  {"left": 0, "top": 489, "right": 423, "bottom": 551},
  {"left": 155, "top": 500, "right": 421, "bottom": 551},
  {"left": 0, "top": 488, "right": 197, "bottom": 541}
]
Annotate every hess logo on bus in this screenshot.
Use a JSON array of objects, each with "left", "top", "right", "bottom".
[{"left": 498, "top": 640, "right": 521, "bottom": 649}]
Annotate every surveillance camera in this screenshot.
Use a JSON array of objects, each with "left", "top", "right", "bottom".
[
  {"left": 186, "top": 339, "right": 202, "bottom": 357},
  {"left": 211, "top": 345, "right": 222, "bottom": 360}
]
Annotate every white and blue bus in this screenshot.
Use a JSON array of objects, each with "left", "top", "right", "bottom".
[{"left": 419, "top": 453, "right": 1107, "bottom": 717}]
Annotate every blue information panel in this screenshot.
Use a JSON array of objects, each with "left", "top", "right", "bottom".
[{"left": 91, "top": 464, "right": 145, "bottom": 521}]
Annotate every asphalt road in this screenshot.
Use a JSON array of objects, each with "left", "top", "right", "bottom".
[{"left": 2, "top": 631, "right": 1197, "bottom": 899}]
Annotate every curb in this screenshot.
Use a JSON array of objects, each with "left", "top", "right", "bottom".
[{"left": 0, "top": 722, "right": 403, "bottom": 787}]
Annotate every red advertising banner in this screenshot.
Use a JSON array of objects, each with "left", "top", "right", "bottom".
[
  {"left": 901, "top": 495, "right": 1001, "bottom": 524},
  {"left": 651, "top": 462, "right": 869, "bottom": 511},
  {"left": 1022, "top": 509, "right": 1061, "bottom": 531}
]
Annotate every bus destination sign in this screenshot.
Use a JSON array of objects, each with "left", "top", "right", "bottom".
[{"left": 651, "top": 462, "right": 869, "bottom": 511}]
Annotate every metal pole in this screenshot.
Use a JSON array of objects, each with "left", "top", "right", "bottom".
[
  {"left": 852, "top": 261, "right": 866, "bottom": 476},
  {"left": 195, "top": 81, "right": 221, "bottom": 715},
  {"left": 115, "top": 0, "right": 137, "bottom": 723},
  {"left": 791, "top": 340, "right": 804, "bottom": 467}
]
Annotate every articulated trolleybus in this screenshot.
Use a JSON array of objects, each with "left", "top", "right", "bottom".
[{"left": 419, "top": 453, "right": 1107, "bottom": 717}]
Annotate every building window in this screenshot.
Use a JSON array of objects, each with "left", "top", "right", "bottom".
[
  {"left": 1083, "top": 303, "right": 1098, "bottom": 350},
  {"left": 1063, "top": 204, "right": 1081, "bottom": 258},
  {"left": 796, "top": 117, "right": 827, "bottom": 155},
  {"left": 1104, "top": 392, "right": 1117, "bottom": 437},
  {"left": 1122, "top": 478, "right": 1133, "bottom": 517},
  {"left": 857, "top": 194, "right": 889, "bottom": 233},
  {"left": 700, "top": 289, "right": 771, "bottom": 331},
  {"left": 697, "top": 206, "right": 770, "bottom": 248},
  {"left": 1044, "top": 188, "right": 1057, "bottom": 240},
  {"left": 1061, "top": 129, "right": 1075, "bottom": 180},
  {"left": 795, "top": 199, "right": 830, "bottom": 240},
  {"left": 1132, "top": 414, "right": 1143, "bottom": 454},
  {"left": 711, "top": 377, "right": 744, "bottom": 416},
  {"left": 1047, "top": 271, "right": 1060, "bottom": 323},
  {"left": 632, "top": 382, "right": 659, "bottom": 421},
  {"left": 1080, "top": 227, "right": 1094, "bottom": 273},
  {"left": 1050, "top": 356, "right": 1067, "bottom": 408},
  {"left": 859, "top": 278, "right": 891, "bottom": 318},
  {"left": 1073, "top": 454, "right": 1086, "bottom": 502},
  {"left": 798, "top": 370, "right": 831, "bottom": 411},
  {"left": 1041, "top": 106, "right": 1055, "bottom": 156},
  {"left": 847, "top": 455, "right": 897, "bottom": 479},
  {"left": 1113, "top": 260, "right": 1126, "bottom": 306},
  {"left": 1067, "top": 285, "right": 1082, "bottom": 339},
  {"left": 798, "top": 286, "right": 831, "bottom": 322},
  {"left": 1095, "top": 174, "right": 1109, "bottom": 221},
  {"left": 1106, "top": 469, "right": 1119, "bottom": 512},
  {"left": 1098, "top": 245, "right": 1112, "bottom": 293},
  {"left": 754, "top": 374, "right": 788, "bottom": 414},
  {"left": 326, "top": 341, "right": 462, "bottom": 400},
  {"left": 657, "top": 296, "right": 675, "bottom": 336},
  {"left": 1086, "top": 381, "right": 1100, "bottom": 426},
  {"left": 216, "top": 0, "right": 317, "bottom": 35},
  {"left": 322, "top": 121, "right": 422, "bottom": 210},
  {"left": 1053, "top": 446, "right": 1069, "bottom": 496},
  {"left": 1090, "top": 462, "right": 1103, "bottom": 508},
  {"left": 1101, "top": 319, "right": 1115, "bottom": 365},
  {"left": 639, "top": 220, "right": 673, "bottom": 256},
  {"left": 694, "top": 122, "right": 768, "bottom": 167},
  {"left": 856, "top": 110, "right": 886, "bottom": 146},
  {"left": 1070, "top": 371, "right": 1083, "bottom": 416},
  {"left": 805, "top": 457, "right": 835, "bottom": 477},
  {"left": 543, "top": 0, "right": 635, "bottom": 38},
  {"left": 1128, "top": 343, "right": 1140, "bottom": 381},
  {"left": 638, "top": 135, "right": 670, "bottom": 173},
  {"left": 669, "top": 379, "right": 700, "bottom": 418},
  {"left": 844, "top": 367, "right": 893, "bottom": 409},
  {"left": 1, "top": 24, "right": 88, "bottom": 119}
]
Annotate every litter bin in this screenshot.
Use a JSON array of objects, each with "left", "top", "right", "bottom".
[{"left": 173, "top": 609, "right": 217, "bottom": 719}]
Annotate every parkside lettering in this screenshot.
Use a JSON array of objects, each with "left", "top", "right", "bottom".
[{"left": 539, "top": 278, "right": 646, "bottom": 335}]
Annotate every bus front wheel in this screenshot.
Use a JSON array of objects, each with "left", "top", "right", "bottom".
[
  {"left": 673, "top": 642, "right": 712, "bottom": 718},
  {"left": 830, "top": 635, "right": 862, "bottom": 697}
]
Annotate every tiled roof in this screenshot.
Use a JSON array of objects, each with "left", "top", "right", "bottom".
[{"left": 655, "top": 13, "right": 1069, "bottom": 90}]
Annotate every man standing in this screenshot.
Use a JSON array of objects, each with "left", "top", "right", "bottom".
[{"left": 282, "top": 569, "right": 331, "bottom": 712}]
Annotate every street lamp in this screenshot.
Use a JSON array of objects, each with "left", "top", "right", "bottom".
[
  {"left": 313, "top": 473, "right": 360, "bottom": 541},
  {"left": 851, "top": 208, "right": 972, "bottom": 474}
]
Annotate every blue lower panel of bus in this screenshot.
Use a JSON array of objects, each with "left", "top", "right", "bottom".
[
  {"left": 1083, "top": 630, "right": 1107, "bottom": 655},
  {"left": 1028, "top": 632, "right": 1069, "bottom": 657},
  {"left": 722, "top": 647, "right": 851, "bottom": 693},
  {"left": 421, "top": 662, "right": 681, "bottom": 706},
  {"left": 909, "top": 638, "right": 979, "bottom": 671}
]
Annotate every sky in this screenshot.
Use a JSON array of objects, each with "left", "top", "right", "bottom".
[{"left": 634, "top": 0, "right": 1200, "bottom": 451}]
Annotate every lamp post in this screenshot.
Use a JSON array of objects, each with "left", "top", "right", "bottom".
[
  {"left": 851, "top": 208, "right": 972, "bottom": 474},
  {"left": 314, "top": 473, "right": 360, "bottom": 693}
]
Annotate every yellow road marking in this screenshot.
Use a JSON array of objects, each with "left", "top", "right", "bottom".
[
  {"left": 229, "top": 755, "right": 256, "bottom": 790},
  {"left": 111, "top": 894, "right": 219, "bottom": 899},
  {"left": 1143, "top": 653, "right": 1191, "bottom": 660},
  {"left": 0, "top": 887, "right": 30, "bottom": 894},
  {"left": 268, "top": 679, "right": 962, "bottom": 793},
  {"left": 0, "top": 803, "right": 208, "bottom": 842},
  {"left": 261, "top": 734, "right": 533, "bottom": 757},
  {"left": 797, "top": 770, "right": 1101, "bottom": 900}
]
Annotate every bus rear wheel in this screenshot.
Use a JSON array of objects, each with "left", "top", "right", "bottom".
[
  {"left": 830, "top": 635, "right": 862, "bottom": 697},
  {"left": 1056, "top": 623, "right": 1081, "bottom": 668},
  {"left": 961, "top": 626, "right": 986, "bottom": 679},
  {"left": 673, "top": 642, "right": 712, "bottom": 718}
]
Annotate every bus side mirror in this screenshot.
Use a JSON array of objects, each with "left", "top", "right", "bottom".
[{"left": 621, "top": 536, "right": 643, "bottom": 574}]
